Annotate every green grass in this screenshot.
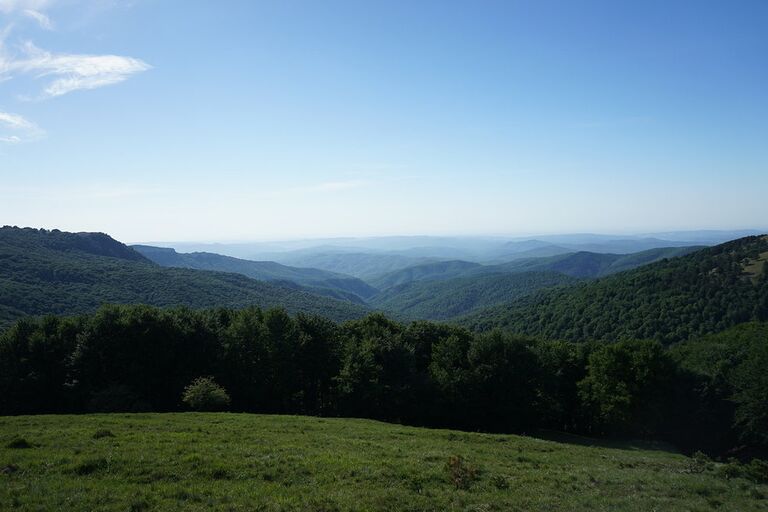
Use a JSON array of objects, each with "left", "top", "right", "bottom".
[{"left": 1, "top": 413, "right": 766, "bottom": 511}]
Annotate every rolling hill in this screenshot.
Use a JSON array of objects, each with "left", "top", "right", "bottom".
[
  {"left": 369, "top": 260, "right": 482, "bottom": 289},
  {"left": 369, "top": 246, "right": 702, "bottom": 289},
  {"left": 132, "top": 245, "right": 377, "bottom": 303},
  {"left": 273, "top": 252, "right": 438, "bottom": 280},
  {"left": 0, "top": 227, "right": 369, "bottom": 328},
  {"left": 3, "top": 413, "right": 766, "bottom": 511},
  {"left": 371, "top": 271, "right": 579, "bottom": 321},
  {"left": 473, "top": 246, "right": 704, "bottom": 279},
  {"left": 462, "top": 235, "right": 768, "bottom": 344}
]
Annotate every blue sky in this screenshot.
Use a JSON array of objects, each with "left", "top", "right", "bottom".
[{"left": 0, "top": 0, "right": 766, "bottom": 242}]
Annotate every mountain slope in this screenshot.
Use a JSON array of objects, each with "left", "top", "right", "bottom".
[
  {"left": 133, "top": 245, "right": 378, "bottom": 302},
  {"left": 369, "top": 260, "right": 482, "bottom": 289},
  {"left": 274, "top": 252, "right": 438, "bottom": 280},
  {"left": 462, "top": 236, "right": 768, "bottom": 344},
  {"left": 369, "top": 246, "right": 702, "bottom": 290},
  {"left": 474, "top": 246, "right": 704, "bottom": 279},
  {"left": 0, "top": 227, "right": 369, "bottom": 328},
  {"left": 371, "top": 271, "right": 579, "bottom": 321}
]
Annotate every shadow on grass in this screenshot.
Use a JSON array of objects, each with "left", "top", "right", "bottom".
[{"left": 533, "top": 429, "right": 681, "bottom": 454}]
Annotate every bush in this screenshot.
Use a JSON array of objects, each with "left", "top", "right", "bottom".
[
  {"left": 182, "top": 377, "right": 231, "bottom": 412},
  {"left": 686, "top": 451, "right": 714, "bottom": 474}
]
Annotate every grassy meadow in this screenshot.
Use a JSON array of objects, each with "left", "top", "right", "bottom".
[{"left": 1, "top": 413, "right": 766, "bottom": 511}]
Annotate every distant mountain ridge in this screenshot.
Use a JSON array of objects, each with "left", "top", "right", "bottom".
[
  {"left": 370, "top": 246, "right": 702, "bottom": 288},
  {"left": 369, "top": 260, "right": 482, "bottom": 289},
  {"left": 472, "top": 246, "right": 705, "bottom": 279},
  {"left": 147, "top": 230, "right": 761, "bottom": 264},
  {"left": 0, "top": 227, "right": 369, "bottom": 329},
  {"left": 271, "top": 252, "right": 439, "bottom": 280},
  {"left": 133, "top": 245, "right": 378, "bottom": 303}
]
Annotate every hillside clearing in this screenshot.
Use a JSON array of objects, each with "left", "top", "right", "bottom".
[{"left": 1, "top": 413, "right": 766, "bottom": 511}]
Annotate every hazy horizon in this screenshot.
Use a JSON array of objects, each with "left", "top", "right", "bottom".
[{"left": 132, "top": 227, "right": 764, "bottom": 246}]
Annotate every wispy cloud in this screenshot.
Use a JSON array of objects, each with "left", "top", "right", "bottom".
[
  {"left": 0, "top": 0, "right": 53, "bottom": 29},
  {"left": 2, "top": 41, "right": 150, "bottom": 99},
  {"left": 0, "top": 110, "right": 44, "bottom": 143},
  {"left": 22, "top": 9, "right": 53, "bottom": 29},
  {"left": 0, "top": 1, "right": 149, "bottom": 99}
]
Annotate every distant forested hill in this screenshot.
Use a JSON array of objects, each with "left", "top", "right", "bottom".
[
  {"left": 133, "top": 245, "right": 377, "bottom": 303},
  {"left": 371, "top": 271, "right": 578, "bottom": 321},
  {"left": 369, "top": 260, "right": 482, "bottom": 289},
  {"left": 369, "top": 246, "right": 701, "bottom": 289},
  {"left": 462, "top": 236, "right": 768, "bottom": 344},
  {"left": 474, "top": 246, "right": 704, "bottom": 279},
  {"left": 274, "top": 252, "right": 437, "bottom": 280},
  {"left": 0, "top": 227, "right": 369, "bottom": 328}
]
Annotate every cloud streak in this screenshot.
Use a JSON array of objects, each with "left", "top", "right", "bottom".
[
  {"left": 0, "top": 0, "right": 53, "bottom": 28},
  {"left": 22, "top": 9, "right": 53, "bottom": 29},
  {"left": 2, "top": 42, "right": 151, "bottom": 98},
  {"left": 0, "top": 110, "right": 44, "bottom": 143}
]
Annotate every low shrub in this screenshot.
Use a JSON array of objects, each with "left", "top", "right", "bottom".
[{"left": 181, "top": 377, "right": 231, "bottom": 412}]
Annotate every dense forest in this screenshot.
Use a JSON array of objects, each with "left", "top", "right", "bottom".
[
  {"left": 0, "top": 227, "right": 369, "bottom": 328},
  {"left": 370, "top": 271, "right": 578, "bottom": 320},
  {"left": 471, "top": 246, "right": 704, "bottom": 279},
  {"left": 367, "top": 246, "right": 700, "bottom": 290},
  {"left": 464, "top": 236, "right": 768, "bottom": 344},
  {"left": 1, "top": 304, "right": 766, "bottom": 459}
]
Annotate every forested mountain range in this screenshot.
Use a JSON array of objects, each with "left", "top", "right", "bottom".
[
  {"left": 133, "top": 245, "right": 377, "bottom": 303},
  {"left": 462, "top": 235, "right": 768, "bottom": 344},
  {"left": 370, "top": 246, "right": 701, "bottom": 289},
  {"left": 369, "top": 260, "right": 482, "bottom": 289},
  {"left": 270, "top": 252, "right": 438, "bottom": 280},
  {"left": 471, "top": 246, "right": 704, "bottom": 279},
  {"left": 0, "top": 227, "right": 369, "bottom": 328},
  {"left": 369, "top": 271, "right": 579, "bottom": 321},
  {"left": 2, "top": 226, "right": 765, "bottom": 344},
  {"left": 158, "top": 230, "right": 760, "bottom": 263}
]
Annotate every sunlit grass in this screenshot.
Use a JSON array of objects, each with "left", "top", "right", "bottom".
[{"left": 1, "top": 413, "right": 766, "bottom": 511}]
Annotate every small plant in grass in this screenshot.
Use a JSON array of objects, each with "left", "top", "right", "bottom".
[
  {"left": 686, "top": 451, "right": 714, "bottom": 474},
  {"left": 446, "top": 455, "right": 478, "bottom": 490},
  {"left": 6, "top": 438, "right": 32, "bottom": 449},
  {"left": 181, "top": 376, "right": 231, "bottom": 412},
  {"left": 93, "top": 429, "right": 115, "bottom": 439},
  {"left": 492, "top": 474, "right": 510, "bottom": 489}
]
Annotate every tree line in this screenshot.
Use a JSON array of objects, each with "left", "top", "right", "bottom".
[{"left": 0, "top": 304, "right": 765, "bottom": 459}]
